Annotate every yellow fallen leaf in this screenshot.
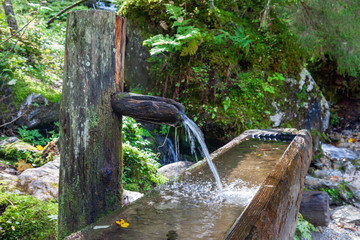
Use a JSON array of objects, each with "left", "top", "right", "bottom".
[
  {"left": 349, "top": 138, "right": 356, "bottom": 143},
  {"left": 257, "top": 154, "right": 262, "bottom": 156},
  {"left": 116, "top": 219, "right": 129, "bottom": 228},
  {"left": 36, "top": 145, "right": 44, "bottom": 151},
  {"left": 16, "top": 159, "right": 33, "bottom": 172}
]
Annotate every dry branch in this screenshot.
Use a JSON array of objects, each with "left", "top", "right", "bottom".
[{"left": 47, "top": 0, "right": 86, "bottom": 26}]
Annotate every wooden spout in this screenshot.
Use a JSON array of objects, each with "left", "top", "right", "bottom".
[{"left": 111, "top": 92, "right": 185, "bottom": 126}]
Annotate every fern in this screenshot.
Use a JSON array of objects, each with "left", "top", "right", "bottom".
[{"left": 143, "top": 4, "right": 202, "bottom": 57}]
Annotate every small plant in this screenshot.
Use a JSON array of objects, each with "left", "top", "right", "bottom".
[
  {"left": 143, "top": 4, "right": 202, "bottom": 57},
  {"left": 330, "top": 111, "right": 340, "bottom": 126},
  {"left": 123, "top": 143, "right": 168, "bottom": 193},
  {"left": 294, "top": 213, "right": 316, "bottom": 240},
  {"left": 320, "top": 187, "right": 340, "bottom": 202},
  {"left": 122, "top": 117, "right": 168, "bottom": 192},
  {"left": 17, "top": 126, "right": 49, "bottom": 146}
]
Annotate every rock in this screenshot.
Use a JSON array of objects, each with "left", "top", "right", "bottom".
[
  {"left": 322, "top": 143, "right": 359, "bottom": 161},
  {"left": 313, "top": 157, "right": 332, "bottom": 170},
  {"left": 158, "top": 161, "right": 194, "bottom": 179},
  {"left": 344, "top": 161, "right": 356, "bottom": 176},
  {"left": 346, "top": 172, "right": 360, "bottom": 201},
  {"left": 305, "top": 176, "right": 325, "bottom": 190},
  {"left": 314, "top": 169, "right": 343, "bottom": 179},
  {"left": 0, "top": 136, "right": 18, "bottom": 145},
  {"left": 282, "top": 68, "right": 330, "bottom": 133},
  {"left": 10, "top": 156, "right": 60, "bottom": 201},
  {"left": 0, "top": 137, "right": 39, "bottom": 153},
  {"left": 123, "top": 190, "right": 144, "bottom": 204},
  {"left": 14, "top": 93, "right": 59, "bottom": 129},
  {"left": 331, "top": 205, "right": 360, "bottom": 225},
  {"left": 0, "top": 171, "right": 18, "bottom": 182}
]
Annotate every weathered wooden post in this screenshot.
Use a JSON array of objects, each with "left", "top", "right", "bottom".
[{"left": 58, "top": 10, "right": 125, "bottom": 239}]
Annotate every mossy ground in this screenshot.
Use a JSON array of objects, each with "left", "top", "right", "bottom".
[{"left": 0, "top": 191, "right": 58, "bottom": 240}]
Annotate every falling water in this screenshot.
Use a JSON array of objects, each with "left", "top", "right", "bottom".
[
  {"left": 161, "top": 138, "right": 177, "bottom": 165},
  {"left": 181, "top": 113, "right": 223, "bottom": 191}
]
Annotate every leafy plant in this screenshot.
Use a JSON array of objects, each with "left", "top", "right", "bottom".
[
  {"left": 123, "top": 144, "right": 167, "bottom": 193},
  {"left": 330, "top": 111, "right": 340, "bottom": 126},
  {"left": 122, "top": 117, "right": 168, "bottom": 192},
  {"left": 143, "top": 4, "right": 202, "bottom": 57},
  {"left": 17, "top": 126, "right": 49, "bottom": 146},
  {"left": 294, "top": 213, "right": 316, "bottom": 240},
  {"left": 320, "top": 187, "right": 340, "bottom": 202}
]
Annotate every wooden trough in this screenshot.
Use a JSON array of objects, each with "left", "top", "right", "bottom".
[{"left": 65, "top": 128, "right": 312, "bottom": 240}]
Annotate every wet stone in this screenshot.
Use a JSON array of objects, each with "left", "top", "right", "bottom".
[
  {"left": 322, "top": 143, "right": 359, "bottom": 161},
  {"left": 158, "top": 161, "right": 194, "bottom": 179}
]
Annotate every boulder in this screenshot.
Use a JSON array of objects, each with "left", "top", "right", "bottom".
[
  {"left": 273, "top": 68, "right": 330, "bottom": 133},
  {"left": 14, "top": 93, "right": 59, "bottom": 129},
  {"left": 123, "top": 190, "right": 144, "bottom": 205},
  {"left": 322, "top": 143, "right": 359, "bottom": 161},
  {"left": 331, "top": 205, "right": 360, "bottom": 225},
  {"left": 158, "top": 161, "right": 194, "bottom": 179},
  {"left": 10, "top": 156, "right": 60, "bottom": 201},
  {"left": 0, "top": 136, "right": 39, "bottom": 153}
]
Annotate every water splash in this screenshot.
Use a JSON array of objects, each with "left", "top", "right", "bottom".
[
  {"left": 157, "top": 179, "right": 258, "bottom": 208},
  {"left": 181, "top": 113, "right": 223, "bottom": 191}
]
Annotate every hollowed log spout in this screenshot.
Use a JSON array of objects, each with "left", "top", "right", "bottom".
[{"left": 111, "top": 92, "right": 185, "bottom": 126}]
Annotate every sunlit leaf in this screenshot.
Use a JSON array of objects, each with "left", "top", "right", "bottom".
[{"left": 116, "top": 219, "right": 129, "bottom": 228}]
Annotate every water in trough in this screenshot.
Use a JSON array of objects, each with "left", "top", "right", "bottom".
[{"left": 88, "top": 139, "right": 289, "bottom": 239}]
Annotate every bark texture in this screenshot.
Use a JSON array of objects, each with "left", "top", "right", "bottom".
[
  {"left": 2, "top": 0, "right": 18, "bottom": 33},
  {"left": 111, "top": 92, "right": 185, "bottom": 126},
  {"left": 58, "top": 10, "right": 121, "bottom": 239}
]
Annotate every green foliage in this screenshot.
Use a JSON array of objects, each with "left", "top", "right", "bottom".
[
  {"left": 330, "top": 111, "right": 340, "bottom": 126},
  {"left": 320, "top": 187, "right": 340, "bottom": 203},
  {"left": 123, "top": 116, "right": 152, "bottom": 148},
  {"left": 0, "top": 0, "right": 88, "bottom": 105},
  {"left": 143, "top": 4, "right": 202, "bottom": 57},
  {"left": 294, "top": 213, "right": 316, "bottom": 240},
  {"left": 122, "top": 117, "right": 168, "bottom": 192},
  {"left": 123, "top": 144, "right": 168, "bottom": 193},
  {"left": 18, "top": 126, "right": 49, "bottom": 146},
  {"left": 0, "top": 144, "right": 44, "bottom": 167},
  {"left": 117, "top": 0, "right": 303, "bottom": 139},
  {"left": 0, "top": 191, "right": 58, "bottom": 239},
  {"left": 288, "top": 0, "right": 360, "bottom": 78}
]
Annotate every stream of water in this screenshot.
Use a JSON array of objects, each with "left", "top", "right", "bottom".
[{"left": 181, "top": 113, "right": 223, "bottom": 191}]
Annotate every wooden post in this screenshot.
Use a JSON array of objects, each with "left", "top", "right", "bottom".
[{"left": 58, "top": 10, "right": 125, "bottom": 239}]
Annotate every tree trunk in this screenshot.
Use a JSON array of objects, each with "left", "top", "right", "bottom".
[
  {"left": 300, "top": 191, "right": 330, "bottom": 227},
  {"left": 58, "top": 10, "right": 124, "bottom": 239},
  {"left": 111, "top": 92, "right": 184, "bottom": 126},
  {"left": 2, "top": 0, "right": 18, "bottom": 33}
]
